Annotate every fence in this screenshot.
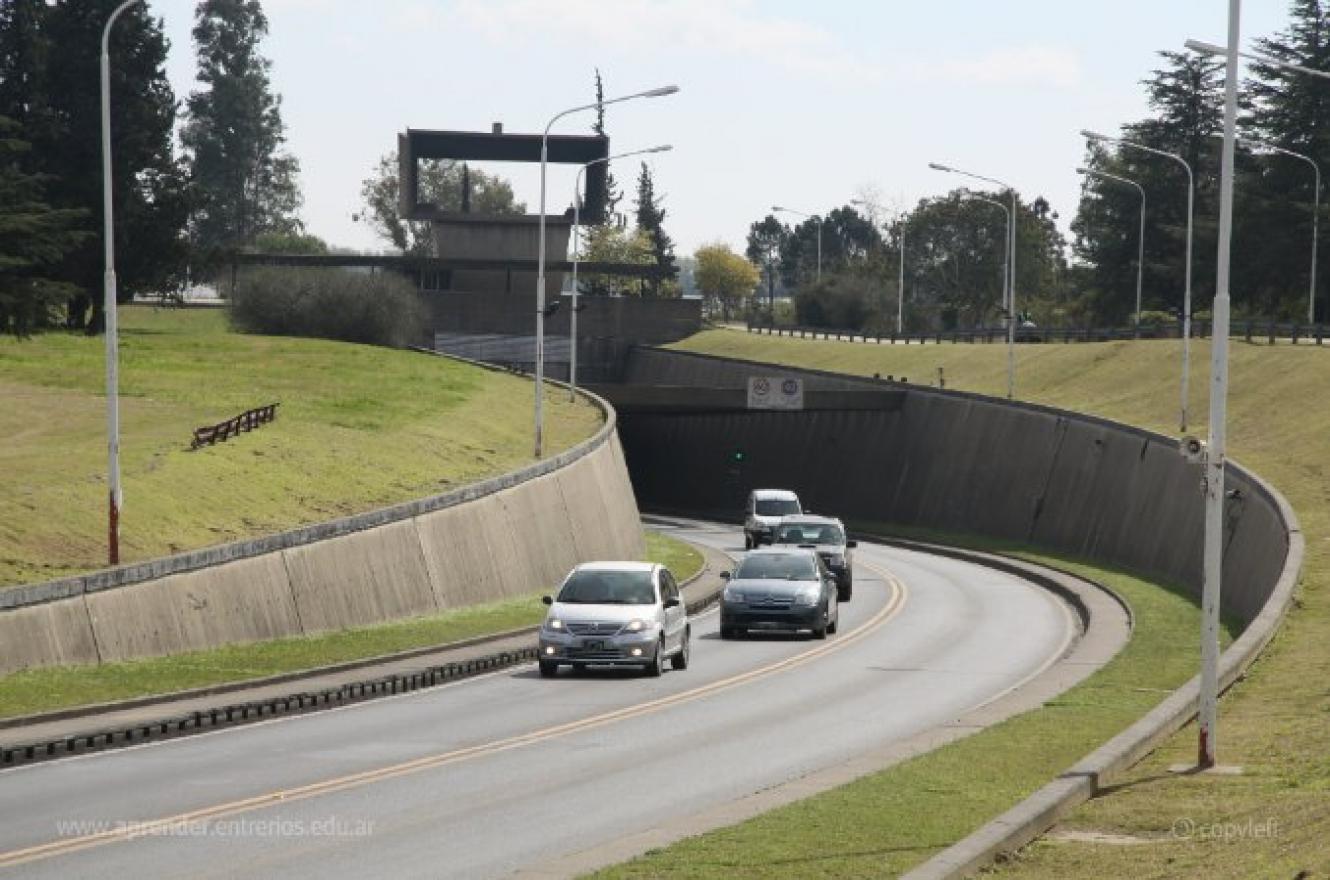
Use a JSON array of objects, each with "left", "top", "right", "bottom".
[
  {"left": 745, "top": 320, "right": 1330, "bottom": 346},
  {"left": 191, "top": 403, "right": 279, "bottom": 449}
]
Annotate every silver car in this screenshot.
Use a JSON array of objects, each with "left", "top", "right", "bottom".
[
  {"left": 538, "top": 562, "right": 690, "bottom": 677},
  {"left": 770, "top": 515, "right": 857, "bottom": 601}
]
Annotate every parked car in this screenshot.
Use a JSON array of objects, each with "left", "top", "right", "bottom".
[
  {"left": 743, "top": 488, "right": 802, "bottom": 549},
  {"left": 538, "top": 562, "right": 689, "bottom": 677},
  {"left": 770, "top": 515, "right": 857, "bottom": 600},
  {"left": 719, "top": 547, "right": 839, "bottom": 639}
]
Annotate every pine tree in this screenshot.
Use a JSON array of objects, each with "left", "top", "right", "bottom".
[
  {"left": 182, "top": 0, "right": 301, "bottom": 256},
  {"left": 592, "top": 68, "right": 622, "bottom": 221},
  {"left": 0, "top": 116, "right": 88, "bottom": 336},
  {"left": 634, "top": 162, "right": 677, "bottom": 296},
  {"left": 6, "top": 0, "right": 189, "bottom": 331},
  {"left": 1243, "top": 0, "right": 1330, "bottom": 318}
]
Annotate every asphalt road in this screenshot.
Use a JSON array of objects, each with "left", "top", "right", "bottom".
[{"left": 0, "top": 520, "right": 1073, "bottom": 879}]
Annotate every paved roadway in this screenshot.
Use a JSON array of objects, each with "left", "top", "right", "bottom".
[{"left": 0, "top": 519, "right": 1073, "bottom": 879}]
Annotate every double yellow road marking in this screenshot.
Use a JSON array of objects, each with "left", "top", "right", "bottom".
[{"left": 0, "top": 563, "right": 906, "bottom": 870}]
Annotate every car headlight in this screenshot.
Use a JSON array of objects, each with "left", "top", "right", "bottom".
[
  {"left": 723, "top": 586, "right": 745, "bottom": 603},
  {"left": 794, "top": 588, "right": 820, "bottom": 606},
  {"left": 545, "top": 618, "right": 564, "bottom": 631},
  {"left": 623, "top": 619, "right": 650, "bottom": 633}
]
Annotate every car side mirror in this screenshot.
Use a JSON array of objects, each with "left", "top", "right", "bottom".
[
  {"left": 846, "top": 540, "right": 858, "bottom": 548},
  {"left": 663, "top": 596, "right": 681, "bottom": 609},
  {"left": 719, "top": 571, "right": 732, "bottom": 580},
  {"left": 541, "top": 595, "right": 554, "bottom": 605}
]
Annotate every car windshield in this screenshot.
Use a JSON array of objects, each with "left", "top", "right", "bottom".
[
  {"left": 557, "top": 570, "right": 656, "bottom": 605},
  {"left": 734, "top": 554, "right": 818, "bottom": 581},
  {"left": 755, "top": 499, "right": 801, "bottom": 516},
  {"left": 773, "top": 524, "right": 844, "bottom": 545}
]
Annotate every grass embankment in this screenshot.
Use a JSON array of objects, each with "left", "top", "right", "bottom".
[
  {"left": 599, "top": 329, "right": 1328, "bottom": 878},
  {"left": 0, "top": 306, "right": 601, "bottom": 587},
  {"left": 0, "top": 530, "right": 705, "bottom": 720}
]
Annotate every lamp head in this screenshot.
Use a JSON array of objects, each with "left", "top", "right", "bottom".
[
  {"left": 644, "top": 85, "right": 681, "bottom": 98},
  {"left": 1185, "top": 39, "right": 1225, "bottom": 57},
  {"left": 647, "top": 144, "right": 673, "bottom": 153},
  {"left": 1075, "top": 167, "right": 1089, "bottom": 174},
  {"left": 1080, "top": 129, "right": 1106, "bottom": 141},
  {"left": 927, "top": 162, "right": 952, "bottom": 172},
  {"left": 771, "top": 205, "right": 785, "bottom": 212}
]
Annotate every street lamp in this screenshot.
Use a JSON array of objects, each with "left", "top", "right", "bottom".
[
  {"left": 771, "top": 206, "right": 823, "bottom": 281},
  {"left": 1078, "top": 166, "right": 1147, "bottom": 330},
  {"left": 102, "top": 0, "right": 142, "bottom": 565},
  {"left": 965, "top": 192, "right": 1012, "bottom": 329},
  {"left": 1202, "top": 132, "right": 1321, "bottom": 326},
  {"left": 929, "top": 162, "right": 1018, "bottom": 399},
  {"left": 534, "top": 84, "right": 679, "bottom": 458},
  {"left": 568, "top": 144, "right": 672, "bottom": 401},
  {"left": 1183, "top": 1, "right": 1241, "bottom": 771},
  {"left": 1081, "top": 129, "right": 1194, "bottom": 432}
]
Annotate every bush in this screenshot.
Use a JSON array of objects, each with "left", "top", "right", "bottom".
[{"left": 228, "top": 267, "right": 427, "bottom": 347}]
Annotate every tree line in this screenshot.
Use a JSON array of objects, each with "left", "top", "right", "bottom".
[{"left": 0, "top": 0, "right": 303, "bottom": 336}]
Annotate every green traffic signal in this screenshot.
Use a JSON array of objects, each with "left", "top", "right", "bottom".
[{"left": 732, "top": 449, "right": 746, "bottom": 463}]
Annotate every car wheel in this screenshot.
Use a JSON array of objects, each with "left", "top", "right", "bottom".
[
  {"left": 670, "top": 627, "right": 691, "bottom": 670},
  {"left": 645, "top": 637, "right": 665, "bottom": 677},
  {"left": 813, "top": 610, "right": 829, "bottom": 640},
  {"left": 828, "top": 611, "right": 839, "bottom": 634},
  {"left": 719, "top": 624, "right": 734, "bottom": 639},
  {"left": 838, "top": 585, "right": 853, "bottom": 602},
  {"left": 538, "top": 660, "right": 559, "bottom": 677},
  {"left": 743, "top": 533, "right": 753, "bottom": 550}
]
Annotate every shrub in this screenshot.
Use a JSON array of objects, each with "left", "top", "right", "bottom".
[{"left": 228, "top": 267, "right": 427, "bottom": 347}]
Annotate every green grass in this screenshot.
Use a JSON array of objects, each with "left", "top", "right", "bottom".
[
  {"left": 0, "top": 306, "right": 602, "bottom": 587},
  {"left": 646, "top": 531, "right": 706, "bottom": 582},
  {"left": 0, "top": 528, "right": 705, "bottom": 719},
  {"left": 598, "top": 328, "right": 1330, "bottom": 878}
]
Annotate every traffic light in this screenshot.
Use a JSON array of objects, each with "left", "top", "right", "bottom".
[{"left": 731, "top": 449, "right": 747, "bottom": 464}]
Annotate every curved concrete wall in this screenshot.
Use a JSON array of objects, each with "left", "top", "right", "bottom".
[
  {"left": 0, "top": 387, "right": 643, "bottom": 674},
  {"left": 617, "top": 347, "right": 1291, "bottom": 629}
]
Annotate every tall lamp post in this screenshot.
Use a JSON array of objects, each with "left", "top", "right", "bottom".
[
  {"left": 771, "top": 206, "right": 823, "bottom": 281},
  {"left": 1078, "top": 166, "right": 1147, "bottom": 330},
  {"left": 568, "top": 144, "right": 672, "bottom": 401},
  {"left": 1082, "top": 129, "right": 1194, "bottom": 432},
  {"left": 534, "top": 84, "right": 679, "bottom": 458},
  {"left": 929, "top": 162, "right": 1018, "bottom": 399},
  {"left": 102, "top": 0, "right": 143, "bottom": 565},
  {"left": 1214, "top": 132, "right": 1320, "bottom": 325},
  {"left": 965, "top": 192, "right": 1012, "bottom": 326}
]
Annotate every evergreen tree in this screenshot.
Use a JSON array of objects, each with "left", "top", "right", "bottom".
[
  {"left": 591, "top": 68, "right": 622, "bottom": 221},
  {"left": 634, "top": 162, "right": 678, "bottom": 296},
  {"left": 1243, "top": 0, "right": 1330, "bottom": 318},
  {"left": 6, "top": 0, "right": 189, "bottom": 331},
  {"left": 182, "top": 0, "right": 301, "bottom": 256},
  {"left": 0, "top": 116, "right": 88, "bottom": 336},
  {"left": 745, "top": 215, "right": 788, "bottom": 313}
]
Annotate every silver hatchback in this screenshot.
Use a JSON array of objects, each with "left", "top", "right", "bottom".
[{"left": 538, "top": 562, "right": 690, "bottom": 677}]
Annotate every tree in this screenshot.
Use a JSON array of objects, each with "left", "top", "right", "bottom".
[
  {"left": 1073, "top": 51, "right": 1224, "bottom": 324},
  {"left": 0, "top": 116, "right": 88, "bottom": 336},
  {"left": 694, "top": 243, "right": 759, "bottom": 321},
  {"left": 182, "top": 0, "right": 301, "bottom": 257},
  {"left": 746, "top": 215, "right": 788, "bottom": 315},
  {"left": 577, "top": 224, "right": 654, "bottom": 296},
  {"left": 1243, "top": 0, "right": 1330, "bottom": 318},
  {"left": 252, "top": 230, "right": 328, "bottom": 255},
  {"left": 358, "top": 153, "right": 525, "bottom": 256},
  {"left": 591, "top": 68, "right": 623, "bottom": 221},
  {"left": 634, "top": 161, "right": 678, "bottom": 295},
  {"left": 777, "top": 205, "right": 883, "bottom": 289},
  {"left": 5, "top": 0, "right": 190, "bottom": 331}
]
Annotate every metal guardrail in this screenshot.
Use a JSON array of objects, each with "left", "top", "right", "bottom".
[
  {"left": 745, "top": 320, "right": 1329, "bottom": 346},
  {"left": 191, "top": 403, "right": 279, "bottom": 450}
]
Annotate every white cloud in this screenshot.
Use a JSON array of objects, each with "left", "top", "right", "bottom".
[{"left": 915, "top": 46, "right": 1083, "bottom": 89}]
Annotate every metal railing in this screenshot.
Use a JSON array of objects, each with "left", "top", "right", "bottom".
[{"left": 745, "top": 319, "right": 1329, "bottom": 346}]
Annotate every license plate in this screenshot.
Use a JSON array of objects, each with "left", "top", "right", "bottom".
[{"left": 583, "top": 640, "right": 606, "bottom": 650}]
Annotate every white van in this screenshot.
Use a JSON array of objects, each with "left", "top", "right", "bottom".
[{"left": 743, "top": 489, "right": 802, "bottom": 549}]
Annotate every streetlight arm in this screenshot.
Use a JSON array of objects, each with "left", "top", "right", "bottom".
[
  {"left": 101, "top": 0, "right": 141, "bottom": 56},
  {"left": 1186, "top": 38, "right": 1330, "bottom": 82},
  {"left": 543, "top": 86, "right": 680, "bottom": 138}
]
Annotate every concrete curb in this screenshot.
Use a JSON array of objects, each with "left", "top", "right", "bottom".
[
  {"left": 0, "top": 529, "right": 726, "bottom": 769},
  {"left": 901, "top": 465, "right": 1303, "bottom": 879}
]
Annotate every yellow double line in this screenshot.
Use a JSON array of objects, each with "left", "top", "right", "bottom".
[{"left": 0, "top": 564, "right": 906, "bottom": 870}]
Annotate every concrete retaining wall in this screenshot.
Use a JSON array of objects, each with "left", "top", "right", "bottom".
[
  {"left": 616, "top": 347, "right": 1292, "bottom": 629},
  {"left": 0, "top": 384, "right": 643, "bottom": 675}
]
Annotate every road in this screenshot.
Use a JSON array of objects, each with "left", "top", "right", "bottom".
[{"left": 0, "top": 519, "right": 1074, "bottom": 879}]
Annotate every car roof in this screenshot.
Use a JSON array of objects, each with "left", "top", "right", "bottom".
[
  {"left": 744, "top": 546, "right": 818, "bottom": 557},
  {"left": 776, "top": 515, "right": 843, "bottom": 527},
  {"left": 751, "top": 489, "right": 799, "bottom": 500},
  {"left": 573, "top": 561, "right": 657, "bottom": 573}
]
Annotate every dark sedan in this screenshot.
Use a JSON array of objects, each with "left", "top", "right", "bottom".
[{"left": 719, "top": 548, "right": 839, "bottom": 640}]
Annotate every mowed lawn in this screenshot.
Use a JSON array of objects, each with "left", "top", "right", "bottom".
[
  {"left": 631, "top": 328, "right": 1329, "bottom": 878},
  {"left": 0, "top": 306, "right": 602, "bottom": 587}
]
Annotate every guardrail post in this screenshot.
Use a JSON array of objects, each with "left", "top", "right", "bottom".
[
  {"left": 1317, "top": 324, "right": 1323, "bottom": 345},
  {"left": 1268, "top": 321, "right": 1276, "bottom": 345},
  {"left": 1293, "top": 324, "right": 1301, "bottom": 345}
]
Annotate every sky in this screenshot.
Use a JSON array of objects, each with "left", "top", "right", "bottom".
[{"left": 150, "top": 0, "right": 1292, "bottom": 256}]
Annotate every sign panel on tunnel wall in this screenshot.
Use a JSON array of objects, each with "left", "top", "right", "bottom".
[{"left": 747, "top": 376, "right": 804, "bottom": 410}]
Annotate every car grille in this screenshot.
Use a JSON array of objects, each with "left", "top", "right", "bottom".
[
  {"left": 746, "top": 596, "right": 793, "bottom": 609},
  {"left": 565, "top": 647, "right": 628, "bottom": 660},
  {"left": 565, "top": 621, "right": 623, "bottom": 636}
]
